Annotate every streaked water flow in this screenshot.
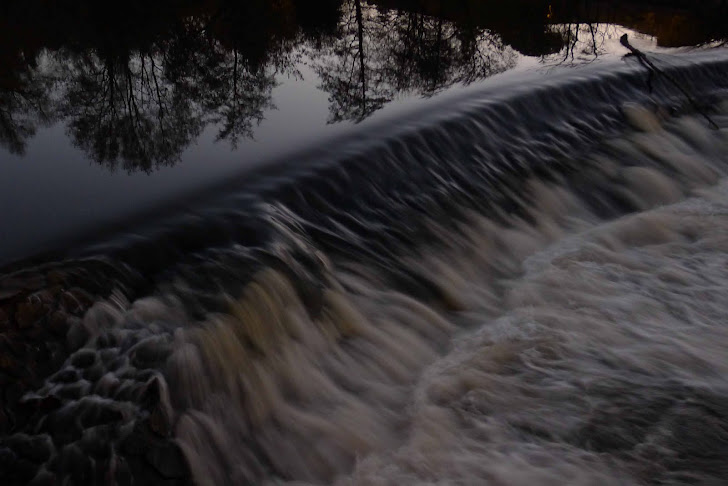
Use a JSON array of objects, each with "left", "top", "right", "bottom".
[{"left": 3, "top": 50, "right": 728, "bottom": 485}]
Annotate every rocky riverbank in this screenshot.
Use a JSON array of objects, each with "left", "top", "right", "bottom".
[{"left": 0, "top": 262, "right": 193, "bottom": 485}]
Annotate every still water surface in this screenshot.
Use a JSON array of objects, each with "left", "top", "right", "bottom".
[{"left": 2, "top": 0, "right": 725, "bottom": 265}]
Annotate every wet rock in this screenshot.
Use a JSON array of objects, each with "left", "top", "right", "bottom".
[
  {"left": 25, "top": 324, "right": 50, "bottom": 343},
  {"left": 142, "top": 377, "right": 174, "bottom": 437},
  {"left": 53, "top": 368, "right": 80, "bottom": 384},
  {"left": 145, "top": 440, "right": 188, "bottom": 479},
  {"left": 56, "top": 380, "right": 91, "bottom": 400},
  {"left": 97, "top": 330, "right": 120, "bottom": 349},
  {"left": 47, "top": 344, "right": 67, "bottom": 372},
  {"left": 149, "top": 407, "right": 173, "bottom": 438},
  {"left": 71, "top": 349, "right": 97, "bottom": 368},
  {"left": 95, "top": 373, "right": 121, "bottom": 397},
  {"left": 43, "top": 407, "right": 83, "bottom": 444},
  {"left": 118, "top": 366, "right": 139, "bottom": 380},
  {"left": 30, "top": 289, "right": 59, "bottom": 305},
  {"left": 4, "top": 274, "right": 46, "bottom": 292},
  {"left": 119, "top": 332, "right": 142, "bottom": 353},
  {"left": 99, "top": 348, "right": 120, "bottom": 364},
  {"left": 114, "top": 381, "right": 139, "bottom": 402},
  {"left": 83, "top": 362, "right": 106, "bottom": 382},
  {"left": 79, "top": 401, "right": 128, "bottom": 428},
  {"left": 0, "top": 405, "right": 8, "bottom": 434},
  {"left": 57, "top": 443, "right": 94, "bottom": 485},
  {"left": 0, "top": 307, "right": 9, "bottom": 329},
  {"left": 0, "top": 444, "right": 17, "bottom": 465},
  {"left": 48, "top": 310, "right": 70, "bottom": 337},
  {"left": 84, "top": 302, "right": 122, "bottom": 333},
  {"left": 3, "top": 456, "right": 38, "bottom": 484},
  {"left": 5, "top": 385, "right": 34, "bottom": 431},
  {"left": 46, "top": 270, "right": 66, "bottom": 286},
  {"left": 0, "top": 442, "right": 39, "bottom": 483},
  {"left": 78, "top": 434, "right": 113, "bottom": 464},
  {"left": 121, "top": 422, "right": 191, "bottom": 482},
  {"left": 20, "top": 394, "right": 62, "bottom": 414},
  {"left": 0, "top": 332, "right": 28, "bottom": 356},
  {"left": 60, "top": 288, "right": 93, "bottom": 314},
  {"left": 16, "top": 301, "right": 48, "bottom": 329},
  {"left": 33, "top": 342, "right": 59, "bottom": 376},
  {"left": 0, "top": 353, "right": 21, "bottom": 377},
  {"left": 28, "top": 469, "right": 55, "bottom": 486},
  {"left": 4, "top": 433, "right": 54, "bottom": 463},
  {"left": 129, "top": 384, "right": 147, "bottom": 403},
  {"left": 5, "top": 382, "right": 26, "bottom": 406},
  {"left": 135, "top": 369, "right": 158, "bottom": 382},
  {"left": 112, "top": 454, "right": 134, "bottom": 486},
  {"left": 67, "top": 318, "right": 91, "bottom": 350},
  {"left": 121, "top": 421, "right": 154, "bottom": 456},
  {"left": 0, "top": 287, "right": 24, "bottom": 302}
]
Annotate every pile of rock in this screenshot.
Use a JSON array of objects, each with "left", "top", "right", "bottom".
[
  {"left": 0, "top": 267, "right": 101, "bottom": 435},
  {"left": 0, "top": 262, "right": 193, "bottom": 485}
]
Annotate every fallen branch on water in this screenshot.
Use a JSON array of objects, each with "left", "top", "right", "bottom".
[{"left": 620, "top": 34, "right": 719, "bottom": 130}]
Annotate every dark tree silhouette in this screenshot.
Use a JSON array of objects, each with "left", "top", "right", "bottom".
[
  {"left": 0, "top": 47, "right": 54, "bottom": 156},
  {"left": 0, "top": 0, "right": 316, "bottom": 171},
  {"left": 315, "top": 0, "right": 392, "bottom": 123},
  {"left": 3, "top": 0, "right": 725, "bottom": 169},
  {"left": 377, "top": 7, "right": 517, "bottom": 93},
  {"left": 162, "top": 22, "right": 282, "bottom": 150},
  {"left": 59, "top": 49, "right": 205, "bottom": 173},
  {"left": 0, "top": 80, "right": 53, "bottom": 156},
  {"left": 312, "top": 0, "right": 517, "bottom": 124},
  {"left": 53, "top": 5, "right": 295, "bottom": 172}
]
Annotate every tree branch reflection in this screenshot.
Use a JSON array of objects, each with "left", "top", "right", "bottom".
[
  {"left": 1, "top": 0, "right": 725, "bottom": 171},
  {"left": 312, "top": 0, "right": 518, "bottom": 124}
]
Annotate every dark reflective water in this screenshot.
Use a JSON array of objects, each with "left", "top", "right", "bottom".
[
  {"left": 3, "top": 3, "right": 728, "bottom": 486},
  {"left": 2, "top": 0, "right": 727, "bottom": 265}
]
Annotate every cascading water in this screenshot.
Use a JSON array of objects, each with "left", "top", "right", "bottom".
[{"left": 3, "top": 50, "right": 728, "bottom": 486}]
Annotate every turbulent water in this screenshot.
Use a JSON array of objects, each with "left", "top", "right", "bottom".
[{"left": 3, "top": 50, "right": 728, "bottom": 485}]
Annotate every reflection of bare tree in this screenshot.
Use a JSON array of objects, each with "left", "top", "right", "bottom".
[
  {"left": 204, "top": 51, "right": 278, "bottom": 148},
  {"left": 315, "top": 0, "right": 391, "bottom": 122},
  {"left": 163, "top": 24, "right": 282, "bottom": 150},
  {"left": 380, "top": 11, "right": 459, "bottom": 94},
  {"left": 0, "top": 0, "right": 313, "bottom": 172},
  {"left": 0, "top": 0, "right": 525, "bottom": 166},
  {"left": 59, "top": 50, "right": 204, "bottom": 173},
  {"left": 379, "top": 9, "right": 517, "bottom": 93},
  {"left": 0, "top": 64, "right": 54, "bottom": 156},
  {"left": 56, "top": 21, "right": 283, "bottom": 172},
  {"left": 312, "top": 0, "right": 517, "bottom": 123},
  {"left": 0, "top": 0, "right": 531, "bottom": 166},
  {"left": 545, "top": 22, "right": 622, "bottom": 66},
  {"left": 3, "top": 0, "right": 728, "bottom": 169}
]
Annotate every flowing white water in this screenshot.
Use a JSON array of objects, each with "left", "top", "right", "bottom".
[
  {"left": 339, "top": 177, "right": 728, "bottom": 486},
  {"left": 160, "top": 104, "right": 728, "bottom": 484},
  {"left": 4, "top": 54, "right": 728, "bottom": 486}
]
